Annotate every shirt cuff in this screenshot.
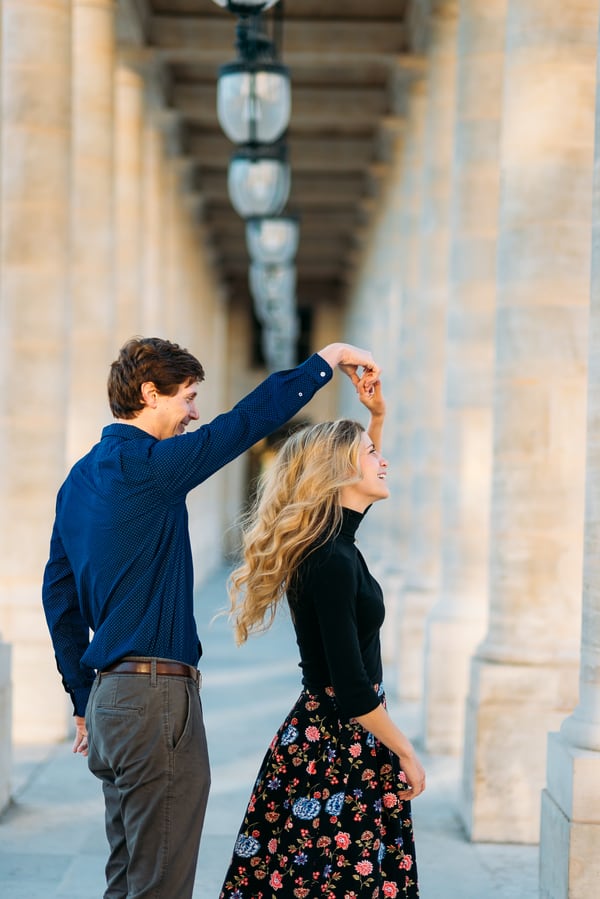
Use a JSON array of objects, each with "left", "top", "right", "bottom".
[
  {"left": 304, "top": 352, "right": 333, "bottom": 385},
  {"left": 72, "top": 685, "right": 93, "bottom": 718}
]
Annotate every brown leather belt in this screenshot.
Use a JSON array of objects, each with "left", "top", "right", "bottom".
[{"left": 102, "top": 659, "right": 200, "bottom": 684}]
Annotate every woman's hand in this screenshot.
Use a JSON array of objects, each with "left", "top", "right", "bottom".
[
  {"left": 72, "top": 715, "right": 89, "bottom": 757},
  {"left": 357, "top": 377, "right": 386, "bottom": 451},
  {"left": 398, "top": 750, "right": 426, "bottom": 799},
  {"left": 357, "top": 377, "right": 386, "bottom": 416}
]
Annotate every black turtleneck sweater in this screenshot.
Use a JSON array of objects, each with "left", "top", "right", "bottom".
[{"left": 286, "top": 507, "right": 384, "bottom": 720}]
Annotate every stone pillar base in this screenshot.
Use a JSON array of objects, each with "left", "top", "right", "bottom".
[
  {"left": 461, "top": 654, "right": 579, "bottom": 843},
  {"left": 396, "top": 586, "right": 436, "bottom": 701},
  {"left": 422, "top": 609, "right": 486, "bottom": 754},
  {"left": 539, "top": 732, "right": 600, "bottom": 898},
  {"left": 0, "top": 640, "right": 12, "bottom": 814}
]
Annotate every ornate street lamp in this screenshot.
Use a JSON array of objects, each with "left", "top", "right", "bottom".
[
  {"left": 262, "top": 319, "right": 299, "bottom": 371},
  {"left": 246, "top": 215, "right": 299, "bottom": 265},
  {"left": 249, "top": 261, "right": 296, "bottom": 317},
  {"left": 217, "top": 58, "right": 290, "bottom": 145},
  {"left": 228, "top": 144, "right": 290, "bottom": 217},
  {"left": 216, "top": 7, "right": 290, "bottom": 147}
]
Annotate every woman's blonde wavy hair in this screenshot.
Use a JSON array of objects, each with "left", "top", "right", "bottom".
[{"left": 229, "top": 419, "right": 366, "bottom": 644}]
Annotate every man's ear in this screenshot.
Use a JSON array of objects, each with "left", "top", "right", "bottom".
[{"left": 140, "top": 381, "right": 158, "bottom": 408}]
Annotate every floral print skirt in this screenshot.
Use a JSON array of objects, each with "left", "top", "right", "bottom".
[{"left": 219, "top": 685, "right": 419, "bottom": 898}]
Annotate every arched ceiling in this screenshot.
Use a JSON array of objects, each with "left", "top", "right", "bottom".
[{"left": 118, "top": 0, "right": 430, "bottom": 311}]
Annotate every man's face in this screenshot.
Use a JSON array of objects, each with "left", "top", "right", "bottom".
[{"left": 153, "top": 380, "right": 200, "bottom": 440}]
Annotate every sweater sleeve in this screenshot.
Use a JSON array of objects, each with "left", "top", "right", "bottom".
[{"left": 301, "top": 545, "right": 382, "bottom": 719}]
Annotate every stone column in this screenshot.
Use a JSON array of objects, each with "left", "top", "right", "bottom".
[
  {"left": 462, "top": 0, "right": 598, "bottom": 843},
  {"left": 400, "top": 3, "right": 458, "bottom": 700},
  {"left": 141, "top": 118, "right": 166, "bottom": 336},
  {"left": 0, "top": 639, "right": 11, "bottom": 813},
  {"left": 539, "top": 15, "right": 600, "bottom": 889},
  {"left": 0, "top": 0, "right": 73, "bottom": 741},
  {"left": 341, "top": 158, "right": 404, "bottom": 583},
  {"left": 114, "top": 59, "right": 144, "bottom": 343},
  {"left": 375, "top": 82, "right": 428, "bottom": 680},
  {"left": 0, "top": 0, "right": 12, "bottom": 814},
  {"left": 422, "top": 0, "right": 506, "bottom": 754},
  {"left": 67, "top": 0, "right": 115, "bottom": 467}
]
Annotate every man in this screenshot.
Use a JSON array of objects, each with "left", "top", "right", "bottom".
[{"left": 42, "top": 336, "right": 380, "bottom": 899}]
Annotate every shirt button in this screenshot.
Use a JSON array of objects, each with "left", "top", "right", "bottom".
[
  {"left": 298, "top": 392, "right": 303, "bottom": 397},
  {"left": 320, "top": 371, "right": 327, "bottom": 378}
]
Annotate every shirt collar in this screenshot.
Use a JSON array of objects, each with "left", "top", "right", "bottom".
[{"left": 102, "top": 422, "right": 156, "bottom": 441}]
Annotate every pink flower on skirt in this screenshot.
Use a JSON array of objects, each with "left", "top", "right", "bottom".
[
  {"left": 383, "top": 792, "right": 398, "bottom": 808},
  {"left": 305, "top": 725, "right": 320, "bottom": 742},
  {"left": 383, "top": 882, "right": 399, "bottom": 897},
  {"left": 269, "top": 870, "right": 283, "bottom": 889},
  {"left": 355, "top": 860, "right": 373, "bottom": 876},
  {"left": 349, "top": 743, "right": 362, "bottom": 757},
  {"left": 399, "top": 855, "right": 413, "bottom": 870},
  {"left": 335, "top": 831, "right": 351, "bottom": 850}
]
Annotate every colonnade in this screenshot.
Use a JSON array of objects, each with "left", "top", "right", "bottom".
[
  {"left": 1, "top": 1, "right": 599, "bottom": 895},
  {"left": 345, "top": 1, "right": 600, "bottom": 895}
]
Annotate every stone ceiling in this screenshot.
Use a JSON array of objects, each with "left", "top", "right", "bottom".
[{"left": 118, "top": 0, "right": 430, "bottom": 311}]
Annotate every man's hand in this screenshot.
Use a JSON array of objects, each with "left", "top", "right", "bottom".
[
  {"left": 317, "top": 342, "right": 381, "bottom": 390},
  {"left": 72, "top": 715, "right": 89, "bottom": 757}
]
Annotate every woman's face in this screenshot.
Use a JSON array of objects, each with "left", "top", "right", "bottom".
[{"left": 340, "top": 431, "right": 389, "bottom": 512}]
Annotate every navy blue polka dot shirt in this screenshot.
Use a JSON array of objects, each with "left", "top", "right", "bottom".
[{"left": 42, "top": 354, "right": 332, "bottom": 716}]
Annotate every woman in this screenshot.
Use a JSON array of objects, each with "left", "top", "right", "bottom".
[{"left": 220, "top": 381, "right": 425, "bottom": 899}]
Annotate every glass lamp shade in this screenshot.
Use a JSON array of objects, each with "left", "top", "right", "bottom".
[
  {"left": 253, "top": 292, "right": 296, "bottom": 327},
  {"left": 261, "top": 323, "right": 299, "bottom": 372},
  {"left": 249, "top": 262, "right": 296, "bottom": 315},
  {"left": 217, "top": 62, "right": 290, "bottom": 145},
  {"left": 246, "top": 216, "right": 299, "bottom": 265},
  {"left": 228, "top": 147, "right": 290, "bottom": 217},
  {"left": 211, "top": 0, "right": 280, "bottom": 11}
]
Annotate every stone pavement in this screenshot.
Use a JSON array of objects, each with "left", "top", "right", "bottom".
[{"left": 0, "top": 567, "right": 539, "bottom": 898}]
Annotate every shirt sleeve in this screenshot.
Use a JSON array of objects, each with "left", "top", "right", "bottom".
[
  {"left": 302, "top": 546, "right": 382, "bottom": 719},
  {"left": 150, "top": 353, "right": 333, "bottom": 496},
  {"left": 42, "top": 516, "right": 96, "bottom": 716}
]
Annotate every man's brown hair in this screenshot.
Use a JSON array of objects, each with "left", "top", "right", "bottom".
[{"left": 108, "top": 337, "right": 205, "bottom": 419}]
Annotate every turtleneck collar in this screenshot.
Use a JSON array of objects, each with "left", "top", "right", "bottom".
[{"left": 339, "top": 506, "right": 369, "bottom": 540}]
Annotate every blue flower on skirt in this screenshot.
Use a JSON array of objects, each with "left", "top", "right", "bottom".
[
  {"left": 378, "top": 842, "right": 386, "bottom": 863},
  {"left": 281, "top": 725, "right": 299, "bottom": 746},
  {"left": 366, "top": 732, "right": 376, "bottom": 748},
  {"left": 325, "top": 791, "right": 345, "bottom": 816},
  {"left": 234, "top": 833, "right": 261, "bottom": 858},
  {"left": 292, "top": 796, "right": 321, "bottom": 820}
]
